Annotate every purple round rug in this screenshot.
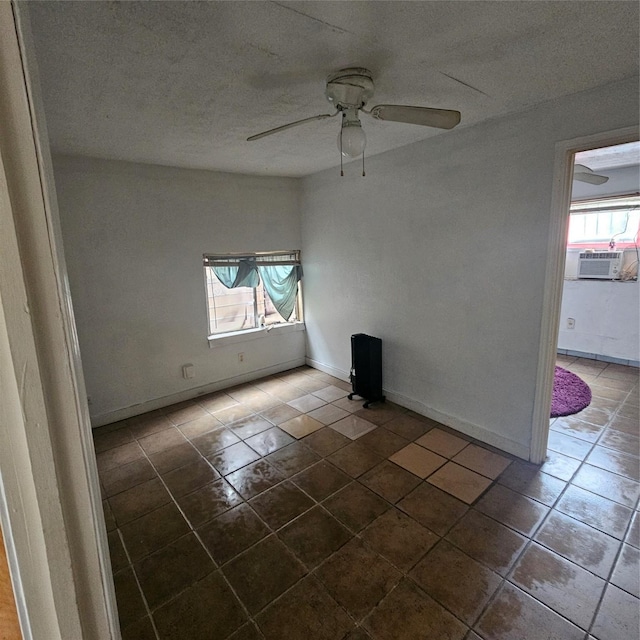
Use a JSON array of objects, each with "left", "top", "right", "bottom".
[{"left": 551, "top": 366, "right": 592, "bottom": 418}]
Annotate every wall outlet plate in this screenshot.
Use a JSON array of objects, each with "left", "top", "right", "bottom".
[{"left": 182, "top": 364, "right": 195, "bottom": 379}]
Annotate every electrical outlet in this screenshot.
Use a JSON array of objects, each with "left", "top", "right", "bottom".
[
  {"left": 238, "top": 352, "right": 245, "bottom": 363},
  {"left": 567, "top": 318, "right": 576, "bottom": 330},
  {"left": 182, "top": 364, "right": 195, "bottom": 379}
]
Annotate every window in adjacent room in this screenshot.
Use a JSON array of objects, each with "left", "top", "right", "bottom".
[
  {"left": 568, "top": 195, "right": 640, "bottom": 247},
  {"left": 203, "top": 251, "right": 302, "bottom": 336}
]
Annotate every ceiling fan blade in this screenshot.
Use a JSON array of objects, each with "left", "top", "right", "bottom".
[
  {"left": 247, "top": 112, "right": 337, "bottom": 141},
  {"left": 368, "top": 104, "right": 461, "bottom": 130},
  {"left": 573, "top": 164, "right": 609, "bottom": 185}
]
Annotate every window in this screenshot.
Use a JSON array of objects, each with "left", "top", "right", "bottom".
[
  {"left": 203, "top": 251, "right": 302, "bottom": 336},
  {"left": 568, "top": 195, "right": 640, "bottom": 247}
]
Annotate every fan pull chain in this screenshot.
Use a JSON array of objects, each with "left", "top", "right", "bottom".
[
  {"left": 340, "top": 131, "right": 344, "bottom": 176},
  {"left": 362, "top": 151, "right": 365, "bottom": 177}
]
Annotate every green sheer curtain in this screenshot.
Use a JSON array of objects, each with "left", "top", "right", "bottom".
[
  {"left": 209, "top": 255, "right": 302, "bottom": 322},
  {"left": 258, "top": 264, "right": 302, "bottom": 321},
  {"left": 212, "top": 258, "right": 259, "bottom": 289}
]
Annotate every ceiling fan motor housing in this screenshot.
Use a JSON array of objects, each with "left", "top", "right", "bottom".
[{"left": 325, "top": 68, "right": 374, "bottom": 109}]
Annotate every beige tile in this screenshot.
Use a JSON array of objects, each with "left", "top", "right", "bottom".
[
  {"left": 416, "top": 428, "right": 469, "bottom": 458},
  {"left": 329, "top": 415, "right": 378, "bottom": 440},
  {"left": 287, "top": 394, "right": 326, "bottom": 413},
  {"left": 279, "top": 414, "right": 324, "bottom": 439},
  {"left": 389, "top": 443, "right": 447, "bottom": 479},
  {"left": 331, "top": 397, "right": 360, "bottom": 414},
  {"left": 452, "top": 444, "right": 511, "bottom": 479},
  {"left": 307, "top": 404, "right": 350, "bottom": 426},
  {"left": 427, "top": 462, "right": 492, "bottom": 505},
  {"left": 313, "top": 385, "right": 349, "bottom": 403}
]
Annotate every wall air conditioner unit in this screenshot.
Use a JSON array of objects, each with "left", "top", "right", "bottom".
[{"left": 577, "top": 251, "right": 623, "bottom": 280}]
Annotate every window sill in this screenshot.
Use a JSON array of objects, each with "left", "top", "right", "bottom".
[{"left": 208, "top": 322, "right": 305, "bottom": 348}]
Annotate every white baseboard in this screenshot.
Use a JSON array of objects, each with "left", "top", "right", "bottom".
[
  {"left": 306, "top": 359, "right": 529, "bottom": 460},
  {"left": 91, "top": 357, "right": 306, "bottom": 427},
  {"left": 383, "top": 388, "right": 529, "bottom": 460},
  {"left": 305, "top": 357, "right": 350, "bottom": 381}
]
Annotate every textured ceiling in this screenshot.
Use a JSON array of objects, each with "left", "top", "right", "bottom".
[
  {"left": 27, "top": 1, "right": 639, "bottom": 177},
  {"left": 576, "top": 142, "right": 640, "bottom": 172}
]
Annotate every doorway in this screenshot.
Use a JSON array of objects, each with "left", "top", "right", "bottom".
[{"left": 530, "top": 128, "right": 640, "bottom": 465}]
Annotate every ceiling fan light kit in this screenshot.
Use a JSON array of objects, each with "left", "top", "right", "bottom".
[
  {"left": 247, "top": 67, "right": 462, "bottom": 176},
  {"left": 338, "top": 114, "right": 367, "bottom": 158}
]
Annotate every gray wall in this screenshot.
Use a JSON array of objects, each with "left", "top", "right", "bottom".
[
  {"left": 301, "top": 76, "right": 639, "bottom": 459},
  {"left": 53, "top": 156, "right": 304, "bottom": 424}
]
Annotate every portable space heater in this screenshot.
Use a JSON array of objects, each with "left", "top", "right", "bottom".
[
  {"left": 577, "top": 251, "right": 623, "bottom": 280},
  {"left": 348, "top": 333, "right": 385, "bottom": 408}
]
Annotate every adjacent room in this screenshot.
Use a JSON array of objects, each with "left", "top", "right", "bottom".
[{"left": 3, "top": 1, "right": 638, "bottom": 639}]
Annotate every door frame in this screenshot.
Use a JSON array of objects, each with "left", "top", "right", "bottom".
[
  {"left": 530, "top": 125, "right": 639, "bottom": 464},
  {"left": 0, "top": 3, "right": 119, "bottom": 638}
]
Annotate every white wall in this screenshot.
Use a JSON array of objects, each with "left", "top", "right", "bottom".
[
  {"left": 53, "top": 156, "right": 304, "bottom": 425},
  {"left": 558, "top": 280, "right": 639, "bottom": 363},
  {"left": 301, "top": 76, "right": 639, "bottom": 460}
]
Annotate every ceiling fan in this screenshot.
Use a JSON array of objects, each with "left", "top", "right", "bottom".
[
  {"left": 573, "top": 164, "right": 609, "bottom": 185},
  {"left": 247, "top": 68, "right": 461, "bottom": 170}
]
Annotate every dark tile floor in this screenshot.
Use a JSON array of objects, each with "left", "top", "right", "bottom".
[{"left": 95, "top": 356, "right": 640, "bottom": 640}]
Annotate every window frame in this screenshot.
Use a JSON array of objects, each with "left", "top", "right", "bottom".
[
  {"left": 568, "top": 194, "right": 640, "bottom": 248},
  {"left": 203, "top": 250, "right": 303, "bottom": 340}
]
